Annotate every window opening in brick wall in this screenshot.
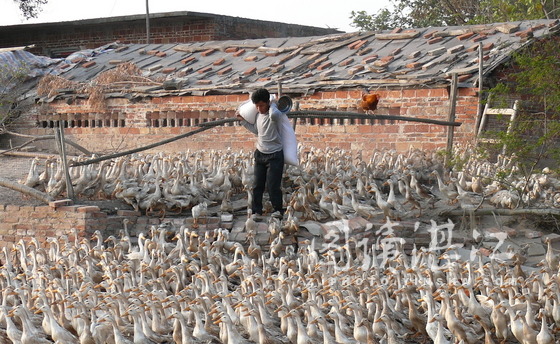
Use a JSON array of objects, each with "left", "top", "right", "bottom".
[
  {"left": 105, "top": 119, "right": 111, "bottom": 127},
  {"left": 162, "top": 119, "right": 168, "bottom": 127},
  {"left": 113, "top": 119, "right": 118, "bottom": 127},
  {"left": 170, "top": 119, "right": 175, "bottom": 127},
  {"left": 120, "top": 119, "right": 125, "bottom": 127},
  {"left": 153, "top": 119, "right": 159, "bottom": 127},
  {"left": 77, "top": 120, "right": 82, "bottom": 127},
  {"left": 91, "top": 120, "right": 96, "bottom": 128},
  {"left": 178, "top": 118, "right": 183, "bottom": 126}
]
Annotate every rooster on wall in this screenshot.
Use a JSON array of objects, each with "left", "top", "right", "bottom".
[{"left": 361, "top": 92, "right": 379, "bottom": 113}]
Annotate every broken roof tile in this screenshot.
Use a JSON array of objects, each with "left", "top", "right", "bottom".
[{"left": 496, "top": 23, "right": 520, "bottom": 33}]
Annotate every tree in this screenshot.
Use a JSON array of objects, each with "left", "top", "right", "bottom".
[
  {"left": 480, "top": 36, "right": 560, "bottom": 205},
  {"left": 13, "top": 0, "right": 48, "bottom": 19},
  {"left": 0, "top": 61, "right": 31, "bottom": 135},
  {"left": 350, "top": 0, "right": 560, "bottom": 31}
]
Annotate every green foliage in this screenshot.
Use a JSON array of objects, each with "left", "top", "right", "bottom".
[
  {"left": 485, "top": 37, "right": 560, "bottom": 183},
  {"left": 13, "top": 0, "right": 48, "bottom": 19},
  {"left": 350, "top": 0, "right": 560, "bottom": 31}
]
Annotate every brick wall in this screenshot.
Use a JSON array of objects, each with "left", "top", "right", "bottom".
[
  {"left": 0, "top": 202, "right": 104, "bottom": 248},
  {"left": 0, "top": 13, "right": 339, "bottom": 57},
  {"left": 4, "top": 87, "right": 479, "bottom": 157},
  {"left": 0, "top": 201, "right": 223, "bottom": 248}
]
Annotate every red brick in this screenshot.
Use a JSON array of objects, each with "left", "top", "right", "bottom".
[
  {"left": 471, "top": 34, "right": 487, "bottom": 42},
  {"left": 338, "top": 57, "right": 354, "bottom": 67},
  {"left": 457, "top": 32, "right": 475, "bottom": 40},
  {"left": 213, "top": 58, "right": 226, "bottom": 66},
  {"left": 406, "top": 62, "right": 422, "bottom": 69},
  {"left": 348, "top": 65, "right": 364, "bottom": 75},
  {"left": 57, "top": 205, "right": 80, "bottom": 212},
  {"left": 49, "top": 199, "right": 73, "bottom": 208},
  {"left": 233, "top": 49, "right": 246, "bottom": 57},
  {"left": 217, "top": 66, "right": 233, "bottom": 75},
  {"left": 482, "top": 42, "right": 494, "bottom": 51},
  {"left": 147, "top": 50, "right": 159, "bottom": 55},
  {"left": 361, "top": 56, "right": 377, "bottom": 64},
  {"left": 225, "top": 47, "right": 239, "bottom": 53},
  {"left": 317, "top": 62, "right": 332, "bottom": 70},
  {"left": 76, "top": 206, "right": 101, "bottom": 213},
  {"left": 82, "top": 61, "right": 96, "bottom": 68},
  {"left": 181, "top": 56, "right": 197, "bottom": 64},
  {"left": 243, "top": 67, "right": 257, "bottom": 75},
  {"left": 117, "top": 210, "right": 142, "bottom": 216},
  {"left": 353, "top": 40, "right": 368, "bottom": 50},
  {"left": 197, "top": 66, "right": 212, "bottom": 74},
  {"left": 428, "top": 37, "right": 443, "bottom": 44},
  {"left": 161, "top": 67, "right": 176, "bottom": 74},
  {"left": 201, "top": 49, "right": 216, "bottom": 56},
  {"left": 265, "top": 51, "right": 278, "bottom": 57},
  {"left": 244, "top": 55, "right": 258, "bottom": 62},
  {"left": 197, "top": 80, "right": 213, "bottom": 85},
  {"left": 391, "top": 27, "right": 403, "bottom": 33},
  {"left": 156, "top": 51, "right": 167, "bottom": 58}
]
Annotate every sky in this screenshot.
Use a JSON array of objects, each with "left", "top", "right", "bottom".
[{"left": 0, "top": 0, "right": 389, "bottom": 32}]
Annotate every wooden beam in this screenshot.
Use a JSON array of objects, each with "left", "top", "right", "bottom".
[{"left": 446, "top": 73, "right": 458, "bottom": 153}]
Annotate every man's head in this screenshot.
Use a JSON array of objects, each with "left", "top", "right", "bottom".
[{"left": 251, "top": 88, "right": 270, "bottom": 114}]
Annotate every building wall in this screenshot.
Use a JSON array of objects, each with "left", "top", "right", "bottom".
[
  {"left": 5, "top": 88, "right": 479, "bottom": 157},
  {"left": 0, "top": 14, "right": 339, "bottom": 57}
]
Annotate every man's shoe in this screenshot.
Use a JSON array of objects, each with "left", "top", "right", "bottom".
[{"left": 271, "top": 211, "right": 283, "bottom": 219}]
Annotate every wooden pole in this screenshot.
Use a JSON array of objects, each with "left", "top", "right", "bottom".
[
  {"left": 474, "top": 42, "right": 484, "bottom": 137},
  {"left": 446, "top": 73, "right": 459, "bottom": 154},
  {"left": 145, "top": 0, "right": 150, "bottom": 44},
  {"left": 0, "top": 177, "right": 53, "bottom": 203},
  {"left": 56, "top": 121, "right": 75, "bottom": 200}
]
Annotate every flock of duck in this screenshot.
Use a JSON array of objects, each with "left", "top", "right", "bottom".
[
  {"left": 4, "top": 144, "right": 560, "bottom": 343},
  {"left": 19, "top": 144, "right": 560, "bottom": 219}
]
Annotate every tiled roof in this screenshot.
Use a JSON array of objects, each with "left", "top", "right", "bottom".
[{"left": 44, "top": 19, "right": 560, "bottom": 98}]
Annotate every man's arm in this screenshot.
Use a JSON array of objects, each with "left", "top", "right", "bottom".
[{"left": 237, "top": 112, "right": 258, "bottom": 134}]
